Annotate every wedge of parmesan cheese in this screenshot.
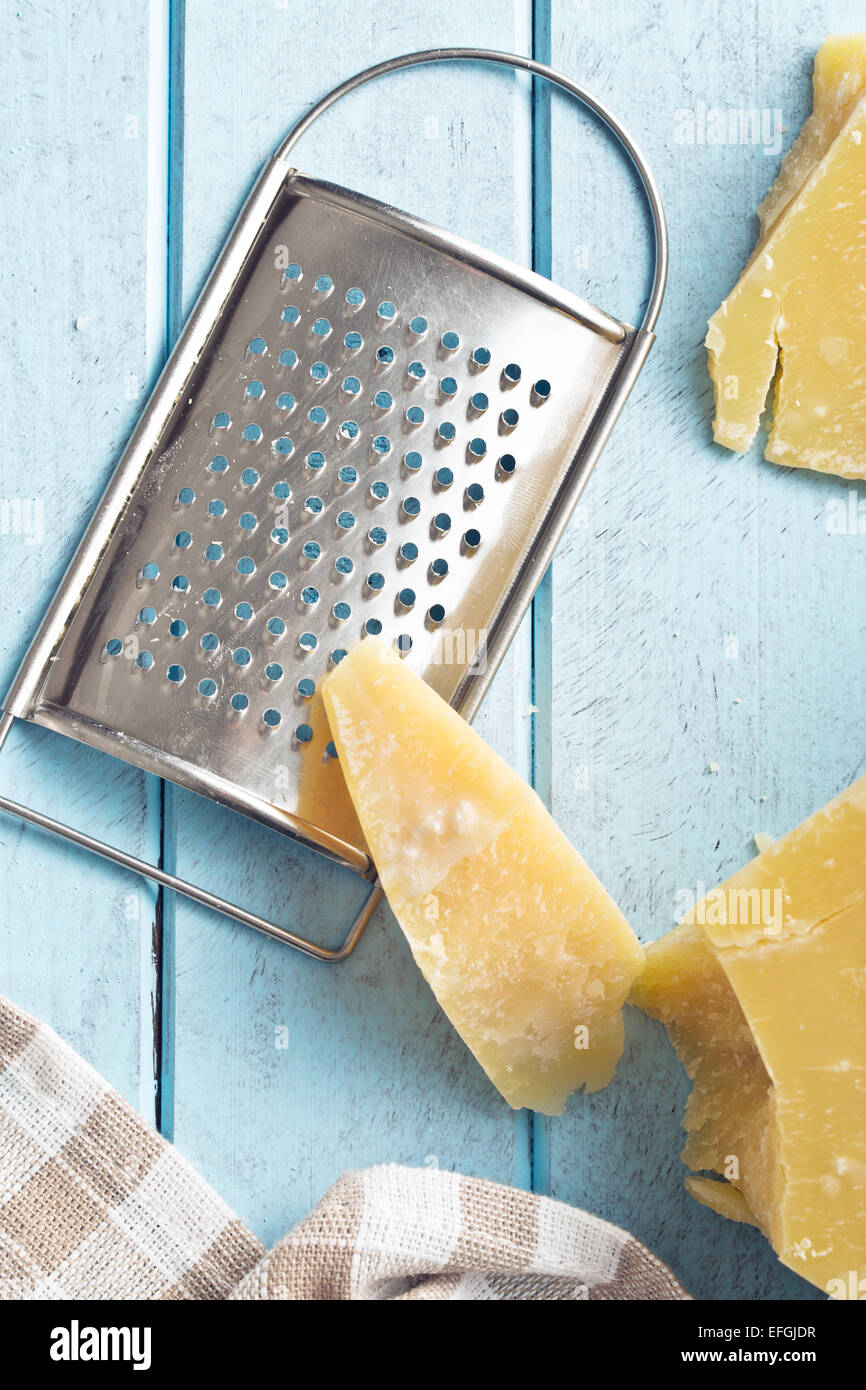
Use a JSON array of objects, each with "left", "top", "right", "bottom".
[
  {"left": 707, "top": 36, "right": 866, "bottom": 476},
  {"left": 322, "top": 639, "right": 644, "bottom": 1114}
]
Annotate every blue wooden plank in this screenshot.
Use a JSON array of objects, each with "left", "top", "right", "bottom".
[
  {"left": 167, "top": 1, "right": 536, "bottom": 1242},
  {"left": 0, "top": 3, "right": 163, "bottom": 1114},
  {"left": 543, "top": 0, "right": 857, "bottom": 1298}
]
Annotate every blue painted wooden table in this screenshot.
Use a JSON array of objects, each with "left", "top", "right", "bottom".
[{"left": 2, "top": 0, "right": 860, "bottom": 1301}]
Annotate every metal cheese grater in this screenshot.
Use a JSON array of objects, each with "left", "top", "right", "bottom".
[{"left": 0, "top": 50, "right": 667, "bottom": 960}]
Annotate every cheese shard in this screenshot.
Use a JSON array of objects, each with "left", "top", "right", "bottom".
[
  {"left": 707, "top": 38, "right": 866, "bottom": 477},
  {"left": 757, "top": 35, "right": 866, "bottom": 240},
  {"left": 632, "top": 776, "right": 866, "bottom": 1294},
  {"left": 322, "top": 639, "right": 644, "bottom": 1114}
]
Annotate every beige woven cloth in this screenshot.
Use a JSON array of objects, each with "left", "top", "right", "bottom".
[{"left": 0, "top": 996, "right": 687, "bottom": 1300}]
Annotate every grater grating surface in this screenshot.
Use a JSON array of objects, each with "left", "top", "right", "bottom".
[{"left": 1, "top": 49, "right": 666, "bottom": 954}]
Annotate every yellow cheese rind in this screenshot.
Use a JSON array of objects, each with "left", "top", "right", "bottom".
[
  {"left": 632, "top": 775, "right": 866, "bottom": 1293},
  {"left": 707, "top": 38, "right": 866, "bottom": 478},
  {"left": 322, "top": 639, "right": 644, "bottom": 1113}
]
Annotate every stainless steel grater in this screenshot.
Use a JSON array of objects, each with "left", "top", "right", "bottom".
[{"left": 0, "top": 49, "right": 667, "bottom": 960}]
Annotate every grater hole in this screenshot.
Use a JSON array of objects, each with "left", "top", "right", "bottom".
[
  {"left": 201, "top": 632, "right": 219, "bottom": 652},
  {"left": 298, "top": 632, "right": 317, "bottom": 652},
  {"left": 465, "top": 482, "right": 484, "bottom": 507},
  {"left": 342, "top": 376, "right": 361, "bottom": 396},
  {"left": 177, "top": 487, "right": 195, "bottom": 506},
  {"left": 377, "top": 301, "right": 397, "bottom": 322},
  {"left": 240, "top": 467, "right": 260, "bottom": 488},
  {"left": 263, "top": 709, "right": 282, "bottom": 729},
  {"left": 136, "top": 651, "right": 154, "bottom": 670},
  {"left": 338, "top": 420, "right": 360, "bottom": 442},
  {"left": 205, "top": 542, "right": 222, "bottom": 564},
  {"left": 234, "top": 555, "right": 253, "bottom": 575},
  {"left": 335, "top": 555, "right": 353, "bottom": 576},
  {"left": 439, "top": 377, "right": 458, "bottom": 401},
  {"left": 373, "top": 390, "right": 393, "bottom": 412},
  {"left": 278, "top": 348, "right": 299, "bottom": 368},
  {"left": 167, "top": 664, "right": 185, "bottom": 685},
  {"left": 436, "top": 422, "right": 456, "bottom": 445},
  {"left": 231, "top": 693, "right": 250, "bottom": 714},
  {"left": 137, "top": 606, "right": 156, "bottom": 626},
  {"left": 369, "top": 480, "right": 389, "bottom": 503},
  {"left": 308, "top": 406, "right": 327, "bottom": 427},
  {"left": 426, "top": 603, "right": 446, "bottom": 628},
  {"left": 440, "top": 330, "right": 460, "bottom": 353},
  {"left": 267, "top": 616, "right": 286, "bottom": 638},
  {"left": 375, "top": 346, "right": 394, "bottom": 367},
  {"left": 310, "top": 361, "right": 329, "bottom": 383},
  {"left": 399, "top": 541, "right": 419, "bottom": 564},
  {"left": 462, "top": 528, "right": 482, "bottom": 554},
  {"left": 337, "top": 465, "right": 357, "bottom": 488},
  {"left": 366, "top": 571, "right": 385, "bottom": 593},
  {"left": 502, "top": 362, "right": 521, "bottom": 387},
  {"left": 169, "top": 619, "right": 187, "bottom": 638},
  {"left": 305, "top": 453, "right": 325, "bottom": 473},
  {"left": 174, "top": 530, "right": 192, "bottom": 550},
  {"left": 324, "top": 741, "right": 338, "bottom": 759},
  {"left": 467, "top": 437, "right": 487, "bottom": 461},
  {"left": 396, "top": 588, "right": 415, "bottom": 612},
  {"left": 429, "top": 557, "right": 448, "bottom": 581},
  {"left": 434, "top": 467, "right": 453, "bottom": 491},
  {"left": 363, "top": 618, "right": 382, "bottom": 637},
  {"left": 401, "top": 497, "right": 421, "bottom": 519},
  {"left": 470, "top": 347, "right": 491, "bottom": 370},
  {"left": 314, "top": 274, "right": 333, "bottom": 295},
  {"left": 172, "top": 575, "right": 190, "bottom": 592},
  {"left": 371, "top": 436, "right": 391, "bottom": 457},
  {"left": 239, "top": 513, "right": 258, "bottom": 532},
  {"left": 271, "top": 527, "right": 289, "bottom": 546},
  {"left": 500, "top": 407, "right": 519, "bottom": 433},
  {"left": 295, "top": 722, "right": 314, "bottom": 743},
  {"left": 329, "top": 648, "right": 348, "bottom": 667},
  {"left": 367, "top": 526, "right": 387, "bottom": 549},
  {"left": 282, "top": 263, "right": 302, "bottom": 285},
  {"left": 211, "top": 411, "right": 231, "bottom": 431},
  {"left": 408, "top": 315, "right": 428, "bottom": 338},
  {"left": 336, "top": 510, "right": 356, "bottom": 531},
  {"left": 277, "top": 393, "right": 296, "bottom": 414},
  {"left": 302, "top": 540, "right": 322, "bottom": 564},
  {"left": 105, "top": 638, "right": 123, "bottom": 657},
  {"left": 208, "top": 499, "right": 227, "bottom": 518},
  {"left": 203, "top": 588, "right": 221, "bottom": 607},
  {"left": 407, "top": 361, "right": 426, "bottom": 382},
  {"left": 344, "top": 331, "right": 363, "bottom": 351},
  {"left": 299, "top": 585, "right": 319, "bottom": 606},
  {"left": 297, "top": 677, "right": 315, "bottom": 700},
  {"left": 311, "top": 318, "right": 331, "bottom": 339},
  {"left": 469, "top": 392, "right": 489, "bottom": 416},
  {"left": 244, "top": 380, "right": 265, "bottom": 401},
  {"left": 432, "top": 513, "right": 451, "bottom": 536},
  {"left": 405, "top": 406, "right": 424, "bottom": 427},
  {"left": 265, "top": 663, "right": 283, "bottom": 682},
  {"left": 209, "top": 455, "right": 229, "bottom": 474},
  {"left": 395, "top": 634, "right": 413, "bottom": 656},
  {"left": 403, "top": 450, "right": 422, "bottom": 474},
  {"left": 233, "top": 647, "right": 251, "bottom": 667},
  {"left": 235, "top": 602, "right": 254, "bottom": 621},
  {"left": 531, "top": 378, "right": 551, "bottom": 404},
  {"left": 247, "top": 337, "right": 267, "bottom": 357},
  {"left": 304, "top": 496, "right": 324, "bottom": 515},
  {"left": 497, "top": 453, "right": 517, "bottom": 478},
  {"left": 269, "top": 571, "right": 288, "bottom": 591},
  {"left": 331, "top": 601, "right": 351, "bottom": 624},
  {"left": 345, "top": 287, "right": 365, "bottom": 308},
  {"left": 281, "top": 306, "right": 301, "bottom": 327},
  {"left": 198, "top": 678, "right": 217, "bottom": 699}
]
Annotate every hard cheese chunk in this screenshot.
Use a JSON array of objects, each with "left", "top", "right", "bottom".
[
  {"left": 322, "top": 639, "right": 644, "bottom": 1113},
  {"left": 632, "top": 777, "right": 866, "bottom": 1294},
  {"left": 707, "top": 38, "right": 866, "bottom": 476}
]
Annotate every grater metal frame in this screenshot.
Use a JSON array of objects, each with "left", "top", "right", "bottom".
[{"left": 0, "top": 49, "right": 667, "bottom": 961}]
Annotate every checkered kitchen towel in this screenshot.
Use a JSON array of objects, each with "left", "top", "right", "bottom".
[{"left": 0, "top": 997, "right": 688, "bottom": 1300}]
